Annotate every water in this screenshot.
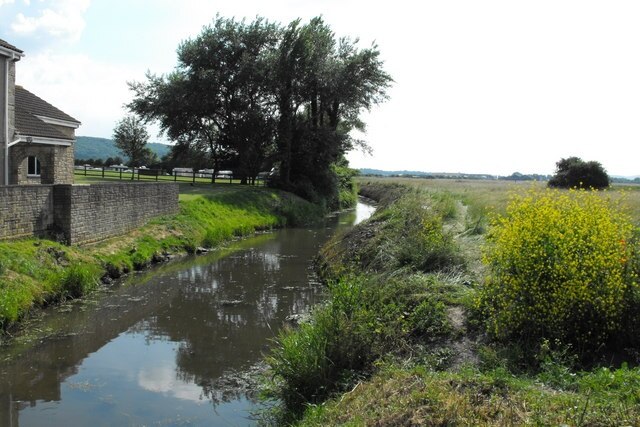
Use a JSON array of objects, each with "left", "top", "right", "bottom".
[{"left": 0, "top": 201, "right": 375, "bottom": 426}]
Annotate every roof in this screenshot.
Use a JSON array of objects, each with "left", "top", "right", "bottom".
[
  {"left": 15, "top": 86, "right": 81, "bottom": 141},
  {"left": 0, "top": 38, "right": 23, "bottom": 54}
]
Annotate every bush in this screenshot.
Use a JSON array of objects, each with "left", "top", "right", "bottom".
[
  {"left": 548, "top": 156, "right": 610, "bottom": 189},
  {"left": 477, "top": 188, "right": 639, "bottom": 353}
]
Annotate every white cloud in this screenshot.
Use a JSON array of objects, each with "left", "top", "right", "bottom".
[
  {"left": 11, "top": 0, "right": 90, "bottom": 41},
  {"left": 16, "top": 50, "right": 143, "bottom": 138},
  {"left": 0, "top": 0, "right": 15, "bottom": 6},
  {"left": 138, "top": 364, "right": 204, "bottom": 402}
]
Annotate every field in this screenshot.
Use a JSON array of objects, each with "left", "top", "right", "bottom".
[
  {"left": 358, "top": 176, "right": 640, "bottom": 221},
  {"left": 264, "top": 177, "right": 640, "bottom": 425},
  {"left": 73, "top": 168, "right": 266, "bottom": 186}
]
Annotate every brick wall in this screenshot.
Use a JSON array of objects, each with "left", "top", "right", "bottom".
[{"left": 0, "top": 182, "right": 179, "bottom": 244}]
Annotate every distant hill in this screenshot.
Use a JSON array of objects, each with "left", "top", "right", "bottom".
[{"left": 75, "top": 136, "right": 172, "bottom": 161}]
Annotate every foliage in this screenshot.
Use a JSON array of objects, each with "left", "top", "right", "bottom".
[
  {"left": 332, "top": 160, "right": 359, "bottom": 210},
  {"left": 298, "top": 364, "right": 640, "bottom": 426},
  {"left": 264, "top": 273, "right": 452, "bottom": 419},
  {"left": 321, "top": 189, "right": 463, "bottom": 277},
  {"left": 129, "top": 15, "right": 391, "bottom": 206},
  {"left": 60, "top": 264, "right": 100, "bottom": 299},
  {"left": 548, "top": 156, "right": 610, "bottom": 189},
  {"left": 477, "top": 188, "right": 640, "bottom": 353},
  {"left": 112, "top": 115, "right": 153, "bottom": 168}
]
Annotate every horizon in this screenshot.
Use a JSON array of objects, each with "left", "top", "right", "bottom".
[
  {"left": 2, "top": 1, "right": 639, "bottom": 177},
  {"left": 77, "top": 135, "right": 639, "bottom": 179}
]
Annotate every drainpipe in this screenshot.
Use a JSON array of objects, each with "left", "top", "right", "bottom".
[
  {"left": 3, "top": 56, "right": 8, "bottom": 186},
  {"left": 4, "top": 53, "right": 19, "bottom": 186}
]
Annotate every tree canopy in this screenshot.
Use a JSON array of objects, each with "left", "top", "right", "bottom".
[
  {"left": 548, "top": 156, "right": 610, "bottom": 190},
  {"left": 128, "top": 15, "right": 392, "bottom": 204}
]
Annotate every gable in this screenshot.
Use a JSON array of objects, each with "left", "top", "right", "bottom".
[{"left": 14, "top": 86, "right": 80, "bottom": 141}]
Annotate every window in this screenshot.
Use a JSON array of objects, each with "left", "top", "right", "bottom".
[{"left": 28, "top": 156, "right": 41, "bottom": 176}]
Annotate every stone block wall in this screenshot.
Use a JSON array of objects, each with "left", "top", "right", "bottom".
[
  {"left": 0, "top": 185, "right": 55, "bottom": 239},
  {"left": 10, "top": 143, "right": 75, "bottom": 185},
  {"left": 0, "top": 182, "right": 179, "bottom": 244},
  {"left": 58, "top": 183, "right": 179, "bottom": 244}
]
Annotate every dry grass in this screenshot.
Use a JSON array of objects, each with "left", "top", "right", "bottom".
[{"left": 357, "top": 177, "right": 640, "bottom": 224}]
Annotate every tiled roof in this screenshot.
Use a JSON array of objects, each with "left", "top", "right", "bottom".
[
  {"left": 0, "top": 38, "right": 23, "bottom": 54},
  {"left": 15, "top": 86, "right": 80, "bottom": 141}
]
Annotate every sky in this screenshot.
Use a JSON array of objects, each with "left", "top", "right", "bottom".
[{"left": 1, "top": 0, "right": 639, "bottom": 177}]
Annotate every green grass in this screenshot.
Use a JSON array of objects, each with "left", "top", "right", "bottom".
[
  {"left": 73, "top": 169, "right": 267, "bottom": 186},
  {"left": 263, "top": 178, "right": 640, "bottom": 426},
  {"left": 299, "top": 364, "right": 640, "bottom": 426},
  {"left": 263, "top": 185, "right": 467, "bottom": 423},
  {"left": 0, "top": 184, "right": 322, "bottom": 334}
]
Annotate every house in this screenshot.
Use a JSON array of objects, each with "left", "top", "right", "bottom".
[{"left": 1, "top": 38, "right": 80, "bottom": 185}]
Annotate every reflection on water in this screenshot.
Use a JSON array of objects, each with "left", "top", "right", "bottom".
[{"left": 0, "top": 202, "right": 374, "bottom": 426}]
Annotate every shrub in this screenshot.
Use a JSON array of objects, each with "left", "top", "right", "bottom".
[
  {"left": 548, "top": 156, "right": 610, "bottom": 189},
  {"left": 477, "top": 188, "right": 639, "bottom": 353}
]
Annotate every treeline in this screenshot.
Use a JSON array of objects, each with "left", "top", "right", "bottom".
[{"left": 128, "top": 15, "right": 391, "bottom": 207}]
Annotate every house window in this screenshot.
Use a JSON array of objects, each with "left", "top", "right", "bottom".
[{"left": 27, "top": 156, "right": 41, "bottom": 176}]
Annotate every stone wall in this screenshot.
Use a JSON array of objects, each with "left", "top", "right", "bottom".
[
  {"left": 0, "top": 185, "right": 55, "bottom": 239},
  {"left": 10, "top": 142, "right": 75, "bottom": 185},
  {"left": 59, "top": 183, "right": 179, "bottom": 244},
  {"left": 0, "top": 182, "right": 179, "bottom": 244}
]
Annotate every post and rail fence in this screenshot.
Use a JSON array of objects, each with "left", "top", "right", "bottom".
[{"left": 73, "top": 166, "right": 269, "bottom": 186}]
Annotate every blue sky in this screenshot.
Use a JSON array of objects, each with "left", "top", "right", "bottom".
[{"left": 1, "top": 0, "right": 639, "bottom": 176}]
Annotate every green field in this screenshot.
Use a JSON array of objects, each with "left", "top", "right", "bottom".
[{"left": 73, "top": 169, "right": 266, "bottom": 186}]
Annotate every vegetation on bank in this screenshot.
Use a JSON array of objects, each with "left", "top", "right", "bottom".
[
  {"left": 262, "top": 180, "right": 640, "bottom": 425},
  {"left": 0, "top": 185, "right": 323, "bottom": 334}
]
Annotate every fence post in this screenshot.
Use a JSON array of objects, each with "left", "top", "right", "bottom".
[
  {"left": 174, "top": 171, "right": 177, "bottom": 182},
  {"left": 137, "top": 169, "right": 140, "bottom": 180},
  {"left": 192, "top": 170, "right": 196, "bottom": 184},
  {"left": 119, "top": 169, "right": 122, "bottom": 180},
  {"left": 156, "top": 169, "right": 159, "bottom": 181},
  {"left": 211, "top": 171, "right": 215, "bottom": 184},
  {"left": 102, "top": 167, "right": 105, "bottom": 178},
  {"left": 84, "top": 165, "right": 87, "bottom": 176}
]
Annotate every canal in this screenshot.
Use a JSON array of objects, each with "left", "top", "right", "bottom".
[{"left": 0, "top": 202, "right": 375, "bottom": 426}]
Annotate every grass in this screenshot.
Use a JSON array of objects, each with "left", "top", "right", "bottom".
[
  {"left": 299, "top": 364, "right": 640, "bottom": 426},
  {"left": 0, "top": 184, "right": 322, "bottom": 334},
  {"left": 262, "top": 177, "right": 640, "bottom": 425},
  {"left": 73, "top": 169, "right": 266, "bottom": 186}
]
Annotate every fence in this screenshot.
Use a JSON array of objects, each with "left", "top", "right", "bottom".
[{"left": 74, "top": 166, "right": 269, "bottom": 186}]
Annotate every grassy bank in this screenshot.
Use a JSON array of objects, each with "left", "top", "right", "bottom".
[
  {"left": 0, "top": 184, "right": 323, "bottom": 334},
  {"left": 262, "top": 179, "right": 640, "bottom": 425}
]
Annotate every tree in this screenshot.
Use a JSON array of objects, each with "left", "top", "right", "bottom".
[
  {"left": 129, "top": 16, "right": 280, "bottom": 183},
  {"left": 128, "top": 15, "right": 392, "bottom": 204},
  {"left": 548, "top": 156, "right": 610, "bottom": 189},
  {"left": 113, "top": 115, "right": 150, "bottom": 178}
]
